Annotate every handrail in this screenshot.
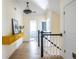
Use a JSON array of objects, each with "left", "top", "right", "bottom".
[
  {"left": 43, "top": 33, "right": 62, "bottom": 36},
  {"left": 40, "top": 31, "right": 65, "bottom": 57},
  {"left": 42, "top": 31, "right": 51, "bottom": 33},
  {"left": 44, "top": 36, "right": 66, "bottom": 53},
  {"left": 42, "top": 31, "right": 62, "bottom": 36}
]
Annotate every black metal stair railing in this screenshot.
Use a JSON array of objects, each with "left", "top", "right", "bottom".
[
  {"left": 38, "top": 30, "right": 40, "bottom": 47},
  {"left": 38, "top": 30, "right": 51, "bottom": 47},
  {"left": 38, "top": 31, "right": 66, "bottom": 58}
]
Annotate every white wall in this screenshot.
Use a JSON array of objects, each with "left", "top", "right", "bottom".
[
  {"left": 2, "top": 0, "right": 24, "bottom": 59},
  {"left": 23, "top": 15, "right": 30, "bottom": 41},
  {"left": 48, "top": 0, "right": 61, "bottom": 14},
  {"left": 2, "top": 0, "right": 23, "bottom": 36}
]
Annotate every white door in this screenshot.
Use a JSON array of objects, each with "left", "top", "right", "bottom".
[{"left": 64, "top": 1, "right": 76, "bottom": 59}]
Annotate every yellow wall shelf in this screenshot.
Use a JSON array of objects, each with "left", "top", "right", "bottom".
[{"left": 2, "top": 33, "right": 24, "bottom": 45}]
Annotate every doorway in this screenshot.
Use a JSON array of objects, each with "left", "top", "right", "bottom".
[
  {"left": 30, "top": 20, "right": 37, "bottom": 41},
  {"left": 42, "top": 22, "right": 47, "bottom": 31}
]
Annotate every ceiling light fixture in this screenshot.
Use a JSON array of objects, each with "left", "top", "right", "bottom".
[{"left": 23, "top": 2, "right": 36, "bottom": 14}]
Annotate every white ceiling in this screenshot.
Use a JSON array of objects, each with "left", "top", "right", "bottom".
[
  {"left": 47, "top": 0, "right": 61, "bottom": 13},
  {"left": 14, "top": 0, "right": 46, "bottom": 15},
  {"left": 13, "top": 0, "right": 64, "bottom": 15},
  {"left": 33, "top": 0, "right": 48, "bottom": 10}
]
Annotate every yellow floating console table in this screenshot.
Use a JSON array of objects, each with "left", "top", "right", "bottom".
[{"left": 2, "top": 33, "right": 24, "bottom": 45}]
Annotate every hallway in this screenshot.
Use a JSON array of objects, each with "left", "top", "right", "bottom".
[
  {"left": 2, "top": 0, "right": 76, "bottom": 59},
  {"left": 9, "top": 40, "right": 63, "bottom": 59}
]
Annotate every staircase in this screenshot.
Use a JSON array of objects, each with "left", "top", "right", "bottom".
[{"left": 38, "top": 30, "right": 65, "bottom": 59}]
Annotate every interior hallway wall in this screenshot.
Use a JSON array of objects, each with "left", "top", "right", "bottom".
[
  {"left": 2, "top": 0, "right": 23, "bottom": 36},
  {"left": 51, "top": 11, "right": 60, "bottom": 33},
  {"left": 46, "top": 11, "right": 61, "bottom": 33},
  {"left": 23, "top": 15, "right": 30, "bottom": 41},
  {"left": 46, "top": 0, "right": 61, "bottom": 33},
  {"left": 2, "top": 0, "right": 24, "bottom": 59}
]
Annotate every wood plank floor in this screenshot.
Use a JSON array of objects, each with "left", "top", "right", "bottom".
[{"left": 9, "top": 40, "right": 63, "bottom": 59}]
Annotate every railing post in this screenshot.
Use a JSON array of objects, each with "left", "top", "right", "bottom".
[
  {"left": 41, "top": 31, "right": 44, "bottom": 57},
  {"left": 38, "top": 30, "right": 40, "bottom": 47}
]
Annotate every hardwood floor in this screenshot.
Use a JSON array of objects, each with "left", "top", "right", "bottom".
[{"left": 9, "top": 40, "right": 63, "bottom": 59}]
